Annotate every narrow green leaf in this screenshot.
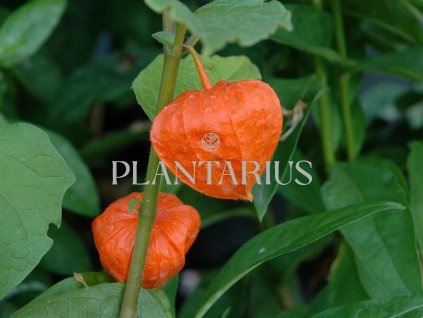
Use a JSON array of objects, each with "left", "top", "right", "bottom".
[
  {"left": 47, "top": 131, "right": 100, "bottom": 217},
  {"left": 132, "top": 54, "right": 260, "bottom": 120},
  {"left": 361, "top": 47, "right": 423, "bottom": 81},
  {"left": 0, "top": 123, "right": 75, "bottom": 299},
  {"left": 0, "top": 0, "right": 67, "bottom": 67},
  {"left": 322, "top": 161, "right": 422, "bottom": 298},
  {"left": 407, "top": 141, "right": 423, "bottom": 256},
  {"left": 194, "top": 201, "right": 404, "bottom": 317},
  {"left": 341, "top": 0, "right": 423, "bottom": 44},
  {"left": 311, "top": 297, "right": 423, "bottom": 318},
  {"left": 12, "top": 282, "right": 172, "bottom": 318},
  {"left": 252, "top": 76, "right": 323, "bottom": 220}
]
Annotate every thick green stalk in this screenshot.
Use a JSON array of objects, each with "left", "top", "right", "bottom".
[
  {"left": 315, "top": 57, "right": 336, "bottom": 169},
  {"left": 119, "top": 23, "right": 187, "bottom": 318},
  {"left": 331, "top": 0, "right": 355, "bottom": 161}
]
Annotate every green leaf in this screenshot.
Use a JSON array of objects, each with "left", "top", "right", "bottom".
[
  {"left": 307, "top": 243, "right": 368, "bottom": 315},
  {"left": 162, "top": 276, "right": 179, "bottom": 318},
  {"left": 132, "top": 54, "right": 260, "bottom": 120},
  {"left": 341, "top": 0, "right": 423, "bottom": 44},
  {"left": 47, "top": 131, "right": 100, "bottom": 217},
  {"left": 361, "top": 47, "right": 423, "bottom": 81},
  {"left": 322, "top": 161, "right": 422, "bottom": 298},
  {"left": 152, "top": 31, "right": 175, "bottom": 47},
  {"left": 49, "top": 53, "right": 144, "bottom": 125},
  {"left": 194, "top": 0, "right": 292, "bottom": 56},
  {"left": 278, "top": 150, "right": 325, "bottom": 214},
  {"left": 271, "top": 4, "right": 351, "bottom": 67},
  {"left": 39, "top": 221, "right": 91, "bottom": 275},
  {"left": 407, "top": 141, "right": 423, "bottom": 256},
  {"left": 0, "top": 0, "right": 67, "bottom": 67},
  {"left": 193, "top": 201, "right": 405, "bottom": 318},
  {"left": 144, "top": 0, "right": 201, "bottom": 38},
  {"left": 145, "top": 0, "right": 292, "bottom": 56},
  {"left": 252, "top": 75, "right": 323, "bottom": 220},
  {"left": 73, "top": 272, "right": 115, "bottom": 287},
  {"left": 311, "top": 297, "right": 423, "bottom": 318},
  {"left": 0, "top": 123, "right": 75, "bottom": 299},
  {"left": 12, "top": 282, "right": 172, "bottom": 318}
]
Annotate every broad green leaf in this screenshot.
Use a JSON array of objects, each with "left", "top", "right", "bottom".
[
  {"left": 2, "top": 268, "right": 52, "bottom": 302},
  {"left": 322, "top": 161, "right": 422, "bottom": 298},
  {"left": 272, "top": 4, "right": 351, "bottom": 67},
  {"left": 47, "top": 131, "right": 100, "bottom": 217},
  {"left": 361, "top": 47, "right": 423, "bottom": 81},
  {"left": 39, "top": 221, "right": 91, "bottom": 275},
  {"left": 12, "top": 282, "right": 172, "bottom": 318},
  {"left": 0, "top": 123, "right": 75, "bottom": 299},
  {"left": 408, "top": 141, "right": 423, "bottom": 256},
  {"left": 341, "top": 0, "right": 423, "bottom": 44},
  {"left": 194, "top": 201, "right": 405, "bottom": 317},
  {"left": 307, "top": 243, "right": 368, "bottom": 315},
  {"left": 132, "top": 54, "right": 260, "bottom": 120},
  {"left": 252, "top": 75, "right": 323, "bottom": 220},
  {"left": 194, "top": 0, "right": 292, "bottom": 56},
  {"left": 0, "top": 0, "right": 67, "bottom": 67},
  {"left": 144, "top": 0, "right": 201, "bottom": 38},
  {"left": 145, "top": 0, "right": 292, "bottom": 56},
  {"left": 311, "top": 297, "right": 423, "bottom": 318}
]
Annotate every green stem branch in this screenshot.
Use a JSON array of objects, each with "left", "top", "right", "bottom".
[
  {"left": 119, "top": 23, "right": 187, "bottom": 318},
  {"left": 331, "top": 0, "right": 355, "bottom": 161}
]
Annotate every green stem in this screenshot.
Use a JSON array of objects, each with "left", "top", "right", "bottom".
[
  {"left": 313, "top": 0, "right": 335, "bottom": 171},
  {"left": 331, "top": 0, "right": 355, "bottom": 161},
  {"left": 119, "top": 23, "right": 187, "bottom": 318},
  {"left": 315, "top": 58, "right": 335, "bottom": 169}
]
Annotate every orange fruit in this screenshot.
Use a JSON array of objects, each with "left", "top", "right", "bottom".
[
  {"left": 151, "top": 49, "right": 282, "bottom": 201},
  {"left": 92, "top": 192, "right": 200, "bottom": 288}
]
